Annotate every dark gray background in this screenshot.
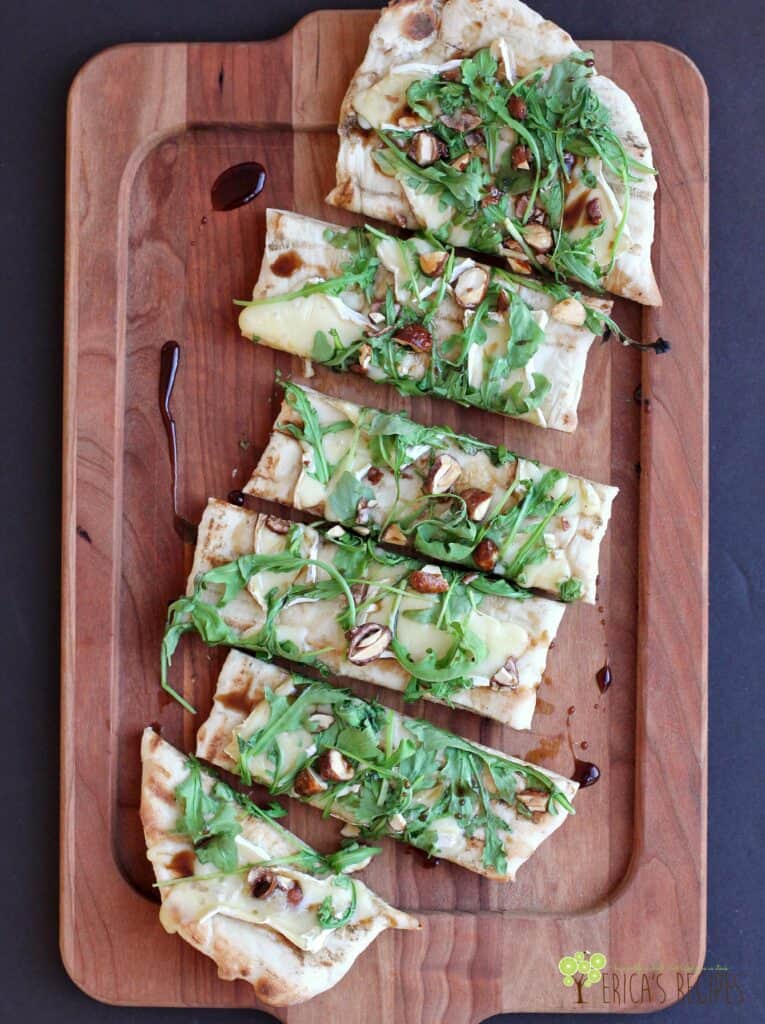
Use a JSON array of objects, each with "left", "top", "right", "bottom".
[{"left": 1, "top": 0, "right": 762, "bottom": 1021}]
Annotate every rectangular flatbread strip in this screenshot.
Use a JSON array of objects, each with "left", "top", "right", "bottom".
[
  {"left": 326, "top": 0, "right": 660, "bottom": 306},
  {"left": 163, "top": 498, "right": 566, "bottom": 729},
  {"left": 140, "top": 728, "right": 418, "bottom": 1006},
  {"left": 239, "top": 209, "right": 614, "bottom": 432},
  {"left": 197, "top": 651, "right": 578, "bottom": 882},
  {"left": 246, "top": 382, "right": 617, "bottom": 603}
]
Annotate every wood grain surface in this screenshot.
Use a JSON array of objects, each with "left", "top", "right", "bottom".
[{"left": 61, "top": 11, "right": 708, "bottom": 1018}]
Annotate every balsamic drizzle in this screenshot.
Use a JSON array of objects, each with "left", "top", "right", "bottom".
[
  {"left": 211, "top": 162, "right": 267, "bottom": 211},
  {"left": 159, "top": 341, "right": 197, "bottom": 543}
]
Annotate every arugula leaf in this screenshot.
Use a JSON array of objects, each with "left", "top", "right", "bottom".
[
  {"left": 558, "top": 577, "right": 584, "bottom": 602},
  {"left": 317, "top": 874, "right": 357, "bottom": 929},
  {"left": 174, "top": 760, "right": 242, "bottom": 872},
  {"left": 328, "top": 471, "right": 374, "bottom": 523}
]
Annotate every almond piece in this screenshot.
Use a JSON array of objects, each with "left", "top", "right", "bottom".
[
  {"left": 418, "top": 250, "right": 449, "bottom": 277},
  {"left": 316, "top": 749, "right": 355, "bottom": 783},
  {"left": 586, "top": 197, "right": 603, "bottom": 224},
  {"left": 388, "top": 812, "right": 407, "bottom": 833},
  {"left": 491, "top": 656, "right": 520, "bottom": 689},
  {"left": 511, "top": 144, "right": 531, "bottom": 170},
  {"left": 248, "top": 869, "right": 278, "bottom": 899},
  {"left": 424, "top": 453, "right": 462, "bottom": 494},
  {"left": 294, "top": 767, "right": 329, "bottom": 796},
  {"left": 522, "top": 224, "right": 553, "bottom": 253},
  {"left": 408, "top": 131, "right": 446, "bottom": 167},
  {"left": 307, "top": 712, "right": 334, "bottom": 732},
  {"left": 347, "top": 622, "right": 392, "bottom": 664},
  {"left": 550, "top": 297, "right": 587, "bottom": 327},
  {"left": 473, "top": 537, "right": 499, "bottom": 571},
  {"left": 382, "top": 523, "right": 407, "bottom": 546},
  {"left": 357, "top": 342, "right": 373, "bottom": 371},
  {"left": 451, "top": 152, "right": 471, "bottom": 172},
  {"left": 454, "top": 266, "right": 489, "bottom": 309},
  {"left": 439, "top": 109, "right": 482, "bottom": 133},
  {"left": 409, "top": 565, "right": 449, "bottom": 594},
  {"left": 393, "top": 323, "right": 432, "bottom": 353},
  {"left": 460, "top": 488, "right": 492, "bottom": 522}
]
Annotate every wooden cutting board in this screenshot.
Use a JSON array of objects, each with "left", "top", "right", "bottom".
[{"left": 61, "top": 11, "right": 708, "bottom": 1019}]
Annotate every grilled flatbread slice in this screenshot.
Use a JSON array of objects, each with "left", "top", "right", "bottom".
[
  {"left": 140, "top": 728, "right": 417, "bottom": 1006},
  {"left": 162, "top": 499, "right": 566, "bottom": 729},
  {"left": 246, "top": 381, "right": 617, "bottom": 603},
  {"left": 326, "top": 0, "right": 660, "bottom": 306},
  {"left": 197, "top": 651, "right": 578, "bottom": 882},
  {"left": 239, "top": 209, "right": 614, "bottom": 432}
]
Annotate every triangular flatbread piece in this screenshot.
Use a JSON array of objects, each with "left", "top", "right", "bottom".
[
  {"left": 140, "top": 729, "right": 418, "bottom": 1006},
  {"left": 327, "top": 0, "right": 660, "bottom": 305}
]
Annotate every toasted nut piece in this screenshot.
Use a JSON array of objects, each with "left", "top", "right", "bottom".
[
  {"left": 496, "top": 288, "right": 510, "bottom": 313},
  {"left": 511, "top": 144, "right": 531, "bottom": 170},
  {"left": 501, "top": 239, "right": 532, "bottom": 275},
  {"left": 248, "top": 868, "right": 278, "bottom": 899},
  {"left": 424, "top": 453, "right": 462, "bottom": 495},
  {"left": 451, "top": 152, "right": 471, "bottom": 171},
  {"left": 454, "top": 266, "right": 489, "bottom": 309},
  {"left": 350, "top": 582, "right": 369, "bottom": 605},
  {"left": 326, "top": 524, "right": 346, "bottom": 540},
  {"left": 347, "top": 622, "right": 392, "bottom": 664},
  {"left": 366, "top": 465, "right": 384, "bottom": 484},
  {"left": 393, "top": 323, "right": 432, "bottom": 353},
  {"left": 462, "top": 571, "right": 479, "bottom": 585},
  {"left": 294, "top": 766, "right": 329, "bottom": 796},
  {"left": 388, "top": 812, "right": 407, "bottom": 833},
  {"left": 440, "top": 66, "right": 462, "bottom": 83},
  {"left": 382, "top": 523, "right": 407, "bottom": 546},
  {"left": 308, "top": 712, "right": 334, "bottom": 732},
  {"left": 522, "top": 224, "right": 553, "bottom": 253},
  {"left": 586, "top": 197, "right": 603, "bottom": 224},
  {"left": 418, "top": 250, "right": 449, "bottom": 277},
  {"left": 550, "top": 296, "right": 587, "bottom": 327},
  {"left": 408, "top": 131, "right": 446, "bottom": 167},
  {"left": 439, "top": 109, "right": 482, "bottom": 132},
  {"left": 368, "top": 310, "right": 386, "bottom": 325},
  {"left": 358, "top": 342, "right": 373, "bottom": 371},
  {"left": 481, "top": 185, "right": 503, "bottom": 207},
  {"left": 409, "top": 565, "right": 449, "bottom": 594},
  {"left": 397, "top": 115, "right": 422, "bottom": 130},
  {"left": 264, "top": 515, "right": 290, "bottom": 535},
  {"left": 517, "top": 789, "right": 549, "bottom": 813},
  {"left": 465, "top": 129, "right": 485, "bottom": 148},
  {"left": 460, "top": 487, "right": 492, "bottom": 522},
  {"left": 316, "top": 749, "right": 355, "bottom": 782},
  {"left": 473, "top": 537, "right": 499, "bottom": 571},
  {"left": 286, "top": 883, "right": 304, "bottom": 905},
  {"left": 508, "top": 94, "right": 528, "bottom": 120},
  {"left": 515, "top": 193, "right": 530, "bottom": 219},
  {"left": 491, "top": 656, "right": 520, "bottom": 689}
]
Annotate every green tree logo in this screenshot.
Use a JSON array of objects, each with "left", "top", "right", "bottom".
[{"left": 558, "top": 951, "right": 607, "bottom": 1004}]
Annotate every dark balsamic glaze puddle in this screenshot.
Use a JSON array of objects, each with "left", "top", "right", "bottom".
[
  {"left": 596, "top": 663, "right": 612, "bottom": 694},
  {"left": 565, "top": 706, "right": 601, "bottom": 789},
  {"left": 159, "top": 341, "right": 197, "bottom": 543},
  {"left": 227, "top": 489, "right": 246, "bottom": 507},
  {"left": 211, "top": 162, "right": 267, "bottom": 211}
]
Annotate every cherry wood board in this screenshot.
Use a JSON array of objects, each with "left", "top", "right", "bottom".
[{"left": 61, "top": 11, "right": 708, "bottom": 1019}]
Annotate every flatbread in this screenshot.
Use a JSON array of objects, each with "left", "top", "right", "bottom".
[
  {"left": 196, "top": 651, "right": 579, "bottom": 882},
  {"left": 245, "top": 382, "right": 617, "bottom": 603},
  {"left": 326, "top": 0, "right": 660, "bottom": 306},
  {"left": 140, "top": 728, "right": 417, "bottom": 1005},
  {"left": 240, "top": 208, "right": 613, "bottom": 432},
  {"left": 172, "top": 498, "right": 566, "bottom": 729}
]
